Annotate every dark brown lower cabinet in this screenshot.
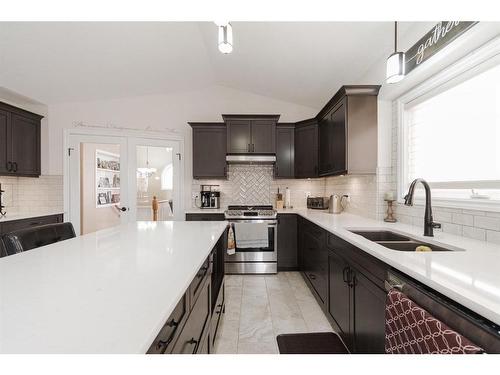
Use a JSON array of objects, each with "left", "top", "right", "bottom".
[
  {"left": 328, "top": 251, "right": 352, "bottom": 347},
  {"left": 185, "top": 213, "right": 225, "bottom": 221},
  {"left": 299, "top": 219, "right": 327, "bottom": 306},
  {"left": 326, "top": 234, "right": 387, "bottom": 354},
  {"left": 277, "top": 214, "right": 298, "bottom": 271},
  {"left": 352, "top": 269, "right": 386, "bottom": 353},
  {"left": 298, "top": 220, "right": 387, "bottom": 353}
]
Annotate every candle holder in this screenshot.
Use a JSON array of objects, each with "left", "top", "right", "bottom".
[{"left": 384, "top": 199, "right": 397, "bottom": 223}]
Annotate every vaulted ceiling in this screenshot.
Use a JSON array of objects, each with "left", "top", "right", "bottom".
[{"left": 0, "top": 22, "right": 422, "bottom": 108}]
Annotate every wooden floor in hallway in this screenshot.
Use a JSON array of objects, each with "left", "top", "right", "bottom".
[{"left": 214, "top": 272, "right": 333, "bottom": 354}]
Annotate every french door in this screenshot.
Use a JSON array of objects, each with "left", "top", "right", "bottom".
[{"left": 67, "top": 133, "right": 182, "bottom": 235}]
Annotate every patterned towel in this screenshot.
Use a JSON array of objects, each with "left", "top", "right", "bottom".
[
  {"left": 385, "top": 289, "right": 483, "bottom": 354},
  {"left": 227, "top": 224, "right": 235, "bottom": 255}
]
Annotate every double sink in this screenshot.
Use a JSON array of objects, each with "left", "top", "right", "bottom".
[{"left": 349, "top": 230, "right": 461, "bottom": 252}]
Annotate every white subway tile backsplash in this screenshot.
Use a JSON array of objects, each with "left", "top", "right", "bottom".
[
  {"left": 463, "top": 226, "right": 486, "bottom": 241},
  {"left": 0, "top": 175, "right": 64, "bottom": 215},
  {"left": 474, "top": 216, "right": 500, "bottom": 231},
  {"left": 486, "top": 230, "right": 500, "bottom": 245},
  {"left": 451, "top": 213, "right": 474, "bottom": 226}
]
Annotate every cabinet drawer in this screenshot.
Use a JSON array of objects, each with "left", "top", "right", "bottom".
[
  {"left": 0, "top": 214, "right": 63, "bottom": 235},
  {"left": 189, "top": 257, "right": 211, "bottom": 308},
  {"left": 171, "top": 279, "right": 211, "bottom": 354},
  {"left": 210, "top": 279, "right": 225, "bottom": 347},
  {"left": 148, "top": 294, "right": 188, "bottom": 354}
]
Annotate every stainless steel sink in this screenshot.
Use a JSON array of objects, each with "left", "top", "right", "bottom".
[
  {"left": 349, "top": 230, "right": 462, "bottom": 252},
  {"left": 349, "top": 230, "right": 411, "bottom": 242},
  {"left": 376, "top": 241, "right": 453, "bottom": 252}
]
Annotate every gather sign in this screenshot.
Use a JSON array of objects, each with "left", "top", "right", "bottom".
[{"left": 405, "top": 21, "right": 477, "bottom": 74}]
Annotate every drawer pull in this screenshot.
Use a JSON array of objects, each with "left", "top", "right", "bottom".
[
  {"left": 187, "top": 338, "right": 198, "bottom": 346},
  {"left": 157, "top": 319, "right": 179, "bottom": 350},
  {"left": 308, "top": 273, "right": 316, "bottom": 280}
]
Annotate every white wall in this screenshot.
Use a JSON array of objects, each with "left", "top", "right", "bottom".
[{"left": 47, "top": 84, "right": 318, "bottom": 209}]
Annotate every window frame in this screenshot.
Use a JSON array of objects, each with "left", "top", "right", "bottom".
[{"left": 396, "top": 36, "right": 500, "bottom": 211}]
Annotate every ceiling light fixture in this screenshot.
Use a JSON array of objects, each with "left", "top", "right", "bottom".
[
  {"left": 386, "top": 21, "right": 405, "bottom": 84},
  {"left": 137, "top": 147, "right": 157, "bottom": 177},
  {"left": 217, "top": 22, "right": 233, "bottom": 54}
]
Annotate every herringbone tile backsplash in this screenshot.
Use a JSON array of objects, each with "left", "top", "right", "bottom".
[{"left": 192, "top": 165, "right": 325, "bottom": 208}]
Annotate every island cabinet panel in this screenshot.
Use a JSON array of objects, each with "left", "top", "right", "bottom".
[
  {"left": 277, "top": 214, "right": 298, "bottom": 270},
  {"left": 275, "top": 124, "right": 295, "bottom": 178},
  {"left": 149, "top": 231, "right": 227, "bottom": 355},
  {"left": 147, "top": 295, "right": 188, "bottom": 354},
  {"left": 294, "top": 119, "right": 318, "bottom": 178},
  {"left": 190, "top": 123, "right": 227, "bottom": 179},
  {"left": 0, "top": 102, "right": 43, "bottom": 177},
  {"left": 223, "top": 115, "right": 279, "bottom": 154},
  {"left": 171, "top": 279, "right": 211, "bottom": 354}
]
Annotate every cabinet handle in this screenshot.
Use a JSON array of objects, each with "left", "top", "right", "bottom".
[
  {"left": 187, "top": 338, "right": 198, "bottom": 346},
  {"left": 6, "top": 161, "right": 12, "bottom": 172},
  {"left": 252, "top": 144, "right": 255, "bottom": 152},
  {"left": 342, "top": 267, "right": 349, "bottom": 283},
  {"left": 247, "top": 144, "right": 251, "bottom": 152},
  {"left": 157, "top": 319, "right": 179, "bottom": 350},
  {"left": 308, "top": 273, "right": 316, "bottom": 280},
  {"left": 13, "top": 162, "right": 18, "bottom": 172}
]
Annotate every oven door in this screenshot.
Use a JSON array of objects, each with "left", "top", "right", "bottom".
[{"left": 225, "top": 220, "right": 277, "bottom": 262}]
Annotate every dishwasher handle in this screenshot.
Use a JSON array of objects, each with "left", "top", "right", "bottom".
[{"left": 385, "top": 272, "right": 405, "bottom": 292}]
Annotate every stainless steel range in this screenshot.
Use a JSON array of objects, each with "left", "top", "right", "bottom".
[{"left": 224, "top": 205, "right": 277, "bottom": 274}]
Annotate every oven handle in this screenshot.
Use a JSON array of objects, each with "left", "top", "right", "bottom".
[{"left": 227, "top": 220, "right": 277, "bottom": 226}]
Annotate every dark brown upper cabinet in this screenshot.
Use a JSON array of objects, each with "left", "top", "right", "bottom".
[
  {"left": 317, "top": 85, "right": 380, "bottom": 177},
  {"left": 275, "top": 123, "right": 294, "bottom": 178},
  {"left": 223, "top": 114, "right": 279, "bottom": 154},
  {"left": 294, "top": 118, "right": 318, "bottom": 178},
  {"left": 319, "top": 98, "right": 347, "bottom": 176},
  {"left": 189, "top": 122, "right": 227, "bottom": 179},
  {"left": 0, "top": 102, "right": 42, "bottom": 177}
]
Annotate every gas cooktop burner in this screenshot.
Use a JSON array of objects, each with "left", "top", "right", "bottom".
[{"left": 225, "top": 205, "right": 277, "bottom": 220}]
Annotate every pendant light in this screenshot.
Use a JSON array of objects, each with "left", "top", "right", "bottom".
[
  {"left": 217, "top": 22, "right": 233, "bottom": 54},
  {"left": 137, "top": 147, "right": 157, "bottom": 177},
  {"left": 386, "top": 22, "right": 405, "bottom": 84}
]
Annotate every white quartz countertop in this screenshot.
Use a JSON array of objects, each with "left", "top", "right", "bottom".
[
  {"left": 278, "top": 208, "right": 500, "bottom": 326},
  {"left": 0, "top": 211, "right": 65, "bottom": 223},
  {"left": 0, "top": 220, "right": 227, "bottom": 353}
]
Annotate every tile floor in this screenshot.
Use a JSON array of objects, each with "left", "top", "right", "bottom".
[{"left": 213, "top": 272, "right": 333, "bottom": 354}]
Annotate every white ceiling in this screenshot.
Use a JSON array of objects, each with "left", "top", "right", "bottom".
[{"left": 0, "top": 22, "right": 418, "bottom": 108}]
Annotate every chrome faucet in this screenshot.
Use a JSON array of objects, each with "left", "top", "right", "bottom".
[{"left": 404, "top": 178, "right": 441, "bottom": 237}]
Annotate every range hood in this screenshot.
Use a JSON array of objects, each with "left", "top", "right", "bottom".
[{"left": 226, "top": 155, "right": 276, "bottom": 164}]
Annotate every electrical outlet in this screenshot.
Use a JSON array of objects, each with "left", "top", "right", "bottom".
[{"left": 305, "top": 191, "right": 311, "bottom": 198}]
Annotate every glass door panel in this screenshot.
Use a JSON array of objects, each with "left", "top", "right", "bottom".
[{"left": 128, "top": 138, "right": 181, "bottom": 222}]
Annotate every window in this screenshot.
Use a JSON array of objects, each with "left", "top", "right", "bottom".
[{"left": 398, "top": 44, "right": 500, "bottom": 209}]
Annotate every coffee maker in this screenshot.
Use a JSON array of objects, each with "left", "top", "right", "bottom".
[{"left": 200, "top": 185, "right": 220, "bottom": 209}]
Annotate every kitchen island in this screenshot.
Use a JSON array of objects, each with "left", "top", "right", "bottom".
[{"left": 0, "top": 220, "right": 227, "bottom": 353}]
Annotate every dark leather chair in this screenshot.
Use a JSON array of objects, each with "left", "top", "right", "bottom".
[{"left": 2, "top": 222, "right": 76, "bottom": 256}]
